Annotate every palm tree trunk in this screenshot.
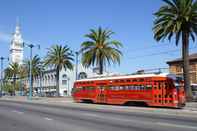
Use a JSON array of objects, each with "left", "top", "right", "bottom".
[
  {"left": 56, "top": 67, "right": 60, "bottom": 96},
  {"left": 182, "top": 31, "right": 193, "bottom": 101},
  {"left": 99, "top": 59, "right": 103, "bottom": 75}
]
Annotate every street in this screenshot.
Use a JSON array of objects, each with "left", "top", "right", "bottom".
[{"left": 0, "top": 100, "right": 197, "bottom": 131}]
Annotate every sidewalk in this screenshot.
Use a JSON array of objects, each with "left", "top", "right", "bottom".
[
  {"left": 1, "top": 96, "right": 197, "bottom": 118},
  {"left": 0, "top": 96, "right": 73, "bottom": 103}
]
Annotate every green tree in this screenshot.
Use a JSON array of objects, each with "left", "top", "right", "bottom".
[
  {"left": 153, "top": 0, "right": 197, "bottom": 100},
  {"left": 81, "top": 27, "right": 122, "bottom": 74},
  {"left": 4, "top": 63, "right": 21, "bottom": 94},
  {"left": 2, "top": 82, "right": 14, "bottom": 94},
  {"left": 24, "top": 55, "right": 44, "bottom": 87},
  {"left": 24, "top": 55, "right": 44, "bottom": 96},
  {"left": 45, "top": 45, "right": 74, "bottom": 96}
]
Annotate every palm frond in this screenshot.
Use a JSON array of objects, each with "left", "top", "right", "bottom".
[{"left": 81, "top": 27, "right": 122, "bottom": 74}]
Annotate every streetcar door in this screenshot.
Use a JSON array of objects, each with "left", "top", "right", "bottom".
[
  {"left": 97, "top": 86, "right": 106, "bottom": 103},
  {"left": 153, "top": 81, "right": 165, "bottom": 105},
  {"left": 159, "top": 81, "right": 166, "bottom": 105}
]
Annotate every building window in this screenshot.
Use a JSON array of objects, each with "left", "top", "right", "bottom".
[
  {"left": 78, "top": 72, "right": 87, "bottom": 79},
  {"left": 62, "top": 80, "right": 67, "bottom": 85},
  {"left": 62, "top": 74, "right": 67, "bottom": 79},
  {"left": 176, "top": 66, "right": 182, "bottom": 73},
  {"left": 191, "top": 73, "right": 197, "bottom": 83},
  {"left": 190, "top": 64, "right": 196, "bottom": 72}
]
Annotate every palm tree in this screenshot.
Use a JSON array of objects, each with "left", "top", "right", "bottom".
[
  {"left": 24, "top": 55, "right": 44, "bottom": 93},
  {"left": 81, "top": 27, "right": 122, "bottom": 74},
  {"left": 4, "top": 63, "right": 21, "bottom": 95},
  {"left": 45, "top": 45, "right": 74, "bottom": 96},
  {"left": 153, "top": 0, "right": 197, "bottom": 100}
]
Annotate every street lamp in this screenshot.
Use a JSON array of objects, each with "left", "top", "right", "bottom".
[
  {"left": 23, "top": 42, "right": 40, "bottom": 100},
  {"left": 67, "top": 77, "right": 70, "bottom": 96},
  {"left": 0, "top": 57, "right": 9, "bottom": 97},
  {"left": 75, "top": 51, "right": 79, "bottom": 80}
]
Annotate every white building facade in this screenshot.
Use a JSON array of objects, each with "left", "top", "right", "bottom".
[
  {"left": 10, "top": 23, "right": 24, "bottom": 65},
  {"left": 24, "top": 64, "right": 94, "bottom": 96}
]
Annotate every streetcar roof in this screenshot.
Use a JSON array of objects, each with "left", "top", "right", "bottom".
[{"left": 76, "top": 73, "right": 177, "bottom": 82}]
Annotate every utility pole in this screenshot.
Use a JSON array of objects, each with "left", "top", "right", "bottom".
[
  {"left": 29, "top": 44, "right": 33, "bottom": 100},
  {"left": 23, "top": 42, "right": 40, "bottom": 100},
  {"left": 0, "top": 57, "right": 9, "bottom": 97},
  {"left": 67, "top": 77, "right": 70, "bottom": 96},
  {"left": 39, "top": 73, "right": 42, "bottom": 96},
  {"left": 75, "top": 51, "right": 79, "bottom": 80}
]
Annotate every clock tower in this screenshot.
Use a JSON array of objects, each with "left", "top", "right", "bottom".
[{"left": 10, "top": 23, "right": 24, "bottom": 65}]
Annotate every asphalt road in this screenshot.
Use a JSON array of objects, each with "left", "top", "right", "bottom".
[{"left": 0, "top": 101, "right": 197, "bottom": 131}]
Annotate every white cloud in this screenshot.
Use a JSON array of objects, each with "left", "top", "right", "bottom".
[{"left": 0, "top": 31, "right": 11, "bottom": 43}]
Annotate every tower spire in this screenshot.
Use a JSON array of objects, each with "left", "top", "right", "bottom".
[
  {"left": 15, "top": 17, "right": 21, "bottom": 35},
  {"left": 9, "top": 19, "right": 24, "bottom": 65}
]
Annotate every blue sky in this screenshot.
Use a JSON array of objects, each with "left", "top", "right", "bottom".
[{"left": 0, "top": 0, "right": 197, "bottom": 74}]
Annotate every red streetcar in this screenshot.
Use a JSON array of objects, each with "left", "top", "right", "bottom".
[{"left": 72, "top": 73, "right": 186, "bottom": 108}]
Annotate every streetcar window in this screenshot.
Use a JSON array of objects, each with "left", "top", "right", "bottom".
[
  {"left": 127, "top": 79, "right": 131, "bottom": 82},
  {"left": 115, "top": 86, "right": 118, "bottom": 90},
  {"left": 124, "top": 86, "right": 127, "bottom": 90},
  {"left": 83, "top": 87, "right": 86, "bottom": 90},
  {"left": 173, "top": 76, "right": 183, "bottom": 89},
  {"left": 141, "top": 85, "right": 145, "bottom": 90},
  {"left": 132, "top": 79, "right": 137, "bottom": 82},
  {"left": 120, "top": 80, "right": 124, "bottom": 83},
  {"left": 128, "top": 86, "right": 132, "bottom": 90},
  {"left": 158, "top": 84, "right": 161, "bottom": 89},
  {"left": 146, "top": 85, "right": 152, "bottom": 90}
]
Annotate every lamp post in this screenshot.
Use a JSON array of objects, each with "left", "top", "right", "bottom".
[
  {"left": 67, "top": 77, "right": 70, "bottom": 96},
  {"left": 0, "top": 57, "right": 9, "bottom": 97},
  {"left": 23, "top": 42, "right": 40, "bottom": 100},
  {"left": 75, "top": 51, "right": 79, "bottom": 80}
]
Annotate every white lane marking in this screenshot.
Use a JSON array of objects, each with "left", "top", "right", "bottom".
[
  {"left": 44, "top": 117, "right": 53, "bottom": 121},
  {"left": 83, "top": 113, "right": 100, "bottom": 117},
  {"left": 156, "top": 122, "right": 197, "bottom": 130},
  {"left": 11, "top": 110, "right": 24, "bottom": 114}
]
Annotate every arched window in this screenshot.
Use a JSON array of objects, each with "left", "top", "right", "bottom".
[
  {"left": 78, "top": 72, "right": 87, "bottom": 79},
  {"left": 62, "top": 74, "right": 67, "bottom": 79}
]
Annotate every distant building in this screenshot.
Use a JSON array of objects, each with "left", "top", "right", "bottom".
[
  {"left": 167, "top": 53, "right": 197, "bottom": 84},
  {"left": 23, "top": 64, "right": 94, "bottom": 96},
  {"left": 9, "top": 23, "right": 24, "bottom": 65}
]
